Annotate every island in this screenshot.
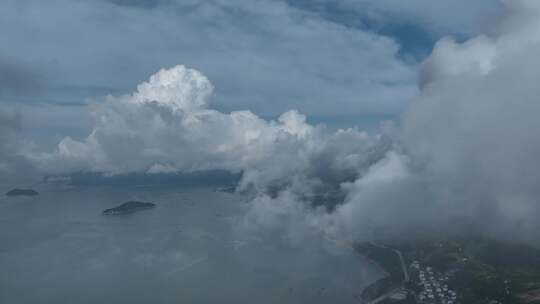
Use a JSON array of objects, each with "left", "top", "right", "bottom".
[
  {"left": 5, "top": 189, "right": 39, "bottom": 197},
  {"left": 214, "top": 186, "right": 236, "bottom": 193},
  {"left": 102, "top": 201, "right": 156, "bottom": 215}
]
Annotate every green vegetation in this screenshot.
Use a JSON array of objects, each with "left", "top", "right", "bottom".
[
  {"left": 397, "top": 237, "right": 540, "bottom": 304},
  {"left": 5, "top": 188, "right": 39, "bottom": 197},
  {"left": 102, "top": 201, "right": 156, "bottom": 215}
]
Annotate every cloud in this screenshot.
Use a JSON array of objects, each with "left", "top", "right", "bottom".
[
  {"left": 17, "top": 0, "right": 540, "bottom": 247},
  {"left": 295, "top": 0, "right": 503, "bottom": 37},
  {"left": 16, "top": 62, "right": 445, "bottom": 243},
  {"left": 240, "top": 0, "right": 540, "bottom": 245},
  {"left": 401, "top": 0, "right": 540, "bottom": 241},
  {"left": 0, "top": 0, "right": 417, "bottom": 115},
  {"left": 29, "top": 65, "right": 390, "bottom": 196}
]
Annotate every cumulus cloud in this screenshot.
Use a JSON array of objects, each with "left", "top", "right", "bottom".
[
  {"left": 23, "top": 0, "right": 540, "bottom": 246},
  {"left": 402, "top": 0, "right": 540, "bottom": 241},
  {"left": 240, "top": 0, "right": 540, "bottom": 245},
  {"left": 29, "top": 65, "right": 390, "bottom": 196},
  {"left": 279, "top": 0, "right": 540, "bottom": 244}
]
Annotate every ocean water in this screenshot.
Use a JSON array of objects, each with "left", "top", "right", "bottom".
[{"left": 0, "top": 184, "right": 377, "bottom": 303}]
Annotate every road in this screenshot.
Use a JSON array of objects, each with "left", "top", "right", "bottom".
[
  {"left": 363, "top": 242, "right": 410, "bottom": 304},
  {"left": 369, "top": 242, "right": 409, "bottom": 282},
  {"left": 321, "top": 236, "right": 412, "bottom": 303},
  {"left": 366, "top": 286, "right": 405, "bottom": 304},
  {"left": 394, "top": 249, "right": 409, "bottom": 282}
]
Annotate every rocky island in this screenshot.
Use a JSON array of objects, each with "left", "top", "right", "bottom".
[
  {"left": 5, "top": 189, "right": 39, "bottom": 197},
  {"left": 102, "top": 201, "right": 156, "bottom": 215}
]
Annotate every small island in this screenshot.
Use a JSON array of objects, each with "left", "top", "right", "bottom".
[
  {"left": 5, "top": 189, "right": 39, "bottom": 197},
  {"left": 214, "top": 186, "right": 236, "bottom": 193},
  {"left": 102, "top": 201, "right": 156, "bottom": 215}
]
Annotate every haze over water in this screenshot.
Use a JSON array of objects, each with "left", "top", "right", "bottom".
[{"left": 0, "top": 183, "right": 377, "bottom": 303}]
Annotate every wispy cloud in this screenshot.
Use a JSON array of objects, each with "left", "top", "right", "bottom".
[{"left": 0, "top": 0, "right": 417, "bottom": 115}]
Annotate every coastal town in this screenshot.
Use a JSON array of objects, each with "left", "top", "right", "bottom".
[
  {"left": 410, "top": 261, "right": 458, "bottom": 304},
  {"left": 356, "top": 238, "right": 540, "bottom": 304}
]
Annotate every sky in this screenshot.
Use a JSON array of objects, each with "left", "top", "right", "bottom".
[
  {"left": 0, "top": 0, "right": 502, "bottom": 117},
  {"left": 4, "top": 0, "right": 540, "bottom": 246}
]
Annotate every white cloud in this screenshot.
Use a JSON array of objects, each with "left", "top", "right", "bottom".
[
  {"left": 29, "top": 65, "right": 389, "bottom": 193},
  {"left": 401, "top": 0, "right": 540, "bottom": 240},
  {"left": 242, "top": 0, "right": 540, "bottom": 244}
]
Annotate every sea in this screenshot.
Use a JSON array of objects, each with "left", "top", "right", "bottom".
[{"left": 0, "top": 182, "right": 379, "bottom": 303}]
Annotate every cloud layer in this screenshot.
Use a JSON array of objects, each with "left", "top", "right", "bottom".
[
  {"left": 14, "top": 0, "right": 540, "bottom": 246},
  {"left": 310, "top": 0, "right": 540, "bottom": 244},
  {"left": 403, "top": 0, "right": 540, "bottom": 241},
  {"left": 30, "top": 65, "right": 390, "bottom": 198},
  {"left": 298, "top": 0, "right": 502, "bottom": 36},
  {"left": 240, "top": 0, "right": 540, "bottom": 245},
  {"left": 0, "top": 0, "right": 417, "bottom": 116}
]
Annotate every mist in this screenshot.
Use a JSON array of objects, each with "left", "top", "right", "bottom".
[{"left": 0, "top": 184, "right": 377, "bottom": 303}]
